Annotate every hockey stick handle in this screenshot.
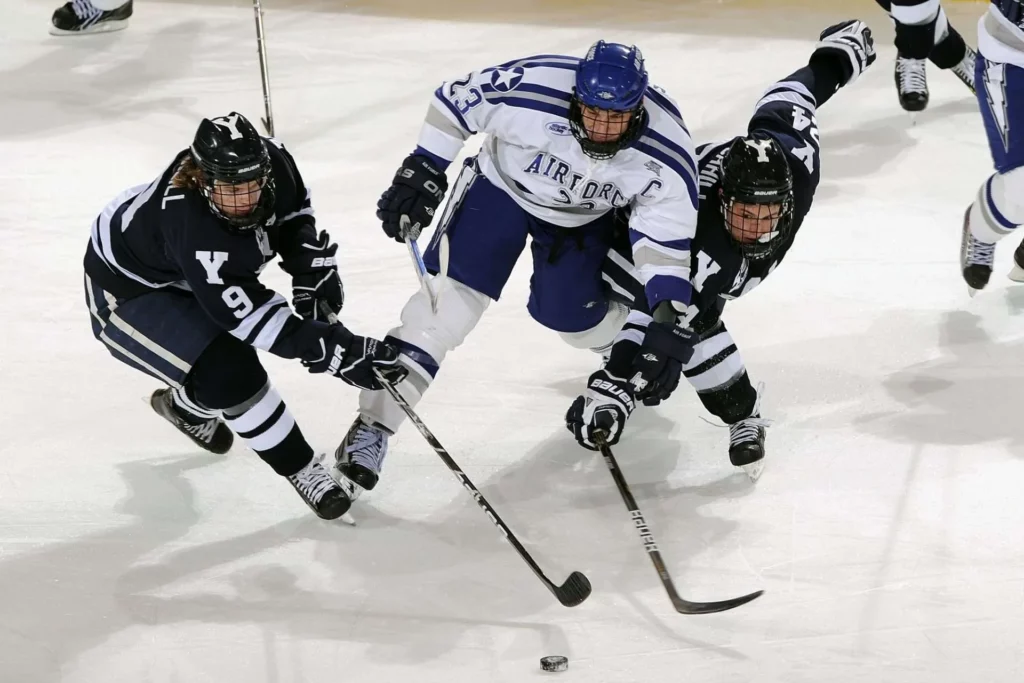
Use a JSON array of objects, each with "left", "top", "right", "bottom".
[
  {"left": 594, "top": 433, "right": 763, "bottom": 615},
  {"left": 252, "top": 0, "right": 275, "bottom": 136}
]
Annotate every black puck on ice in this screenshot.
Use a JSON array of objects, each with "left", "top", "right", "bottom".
[{"left": 540, "top": 656, "right": 568, "bottom": 672}]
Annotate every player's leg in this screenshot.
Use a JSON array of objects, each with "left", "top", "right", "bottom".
[
  {"left": 84, "top": 278, "right": 351, "bottom": 519},
  {"left": 963, "top": 57, "right": 1024, "bottom": 292},
  {"left": 334, "top": 161, "right": 530, "bottom": 497},
  {"left": 50, "top": 0, "right": 132, "bottom": 35}
]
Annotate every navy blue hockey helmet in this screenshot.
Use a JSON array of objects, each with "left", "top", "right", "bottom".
[
  {"left": 190, "top": 112, "right": 275, "bottom": 232},
  {"left": 569, "top": 41, "right": 649, "bottom": 160},
  {"left": 719, "top": 135, "right": 794, "bottom": 260}
]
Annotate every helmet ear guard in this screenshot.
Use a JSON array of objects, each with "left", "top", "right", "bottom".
[
  {"left": 719, "top": 135, "right": 795, "bottom": 260},
  {"left": 190, "top": 112, "right": 276, "bottom": 232}
]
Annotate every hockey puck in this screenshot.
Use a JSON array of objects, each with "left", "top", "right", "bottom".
[{"left": 540, "top": 656, "right": 568, "bottom": 672}]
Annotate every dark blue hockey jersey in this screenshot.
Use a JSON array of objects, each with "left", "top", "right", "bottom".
[{"left": 84, "top": 139, "right": 331, "bottom": 360}]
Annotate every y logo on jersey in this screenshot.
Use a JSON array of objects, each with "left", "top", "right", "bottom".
[
  {"left": 196, "top": 251, "right": 229, "bottom": 284},
  {"left": 490, "top": 67, "right": 524, "bottom": 92},
  {"left": 212, "top": 113, "right": 245, "bottom": 140}
]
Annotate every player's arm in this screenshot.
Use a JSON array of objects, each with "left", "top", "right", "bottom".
[{"left": 266, "top": 139, "right": 345, "bottom": 323}]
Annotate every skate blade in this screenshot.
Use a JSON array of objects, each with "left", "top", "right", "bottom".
[
  {"left": 967, "top": 286, "right": 980, "bottom": 298},
  {"left": 1008, "top": 264, "right": 1024, "bottom": 283},
  {"left": 741, "top": 461, "right": 765, "bottom": 482},
  {"left": 338, "top": 512, "right": 356, "bottom": 526},
  {"left": 49, "top": 20, "right": 130, "bottom": 36}
]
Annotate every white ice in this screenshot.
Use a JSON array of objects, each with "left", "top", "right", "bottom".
[{"left": 3, "top": 1, "right": 1023, "bottom": 681}]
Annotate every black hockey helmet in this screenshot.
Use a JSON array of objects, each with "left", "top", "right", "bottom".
[
  {"left": 189, "top": 112, "right": 275, "bottom": 232},
  {"left": 719, "top": 134, "right": 794, "bottom": 260}
]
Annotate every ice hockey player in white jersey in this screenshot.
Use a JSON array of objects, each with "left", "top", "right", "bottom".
[
  {"left": 873, "top": 0, "right": 976, "bottom": 111},
  {"left": 51, "top": 0, "right": 132, "bottom": 35},
  {"left": 83, "top": 112, "right": 405, "bottom": 519},
  {"left": 960, "top": 1, "right": 1024, "bottom": 292},
  {"left": 332, "top": 41, "right": 699, "bottom": 500},
  {"left": 565, "top": 21, "right": 876, "bottom": 480}
]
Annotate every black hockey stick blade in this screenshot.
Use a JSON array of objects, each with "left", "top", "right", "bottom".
[
  {"left": 554, "top": 571, "right": 592, "bottom": 607},
  {"left": 670, "top": 589, "right": 763, "bottom": 615}
]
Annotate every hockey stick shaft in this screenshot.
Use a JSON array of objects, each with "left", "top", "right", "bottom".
[
  {"left": 401, "top": 215, "right": 439, "bottom": 314},
  {"left": 252, "top": 0, "right": 275, "bottom": 136},
  {"left": 371, "top": 368, "right": 591, "bottom": 607},
  {"left": 595, "top": 435, "right": 763, "bottom": 614}
]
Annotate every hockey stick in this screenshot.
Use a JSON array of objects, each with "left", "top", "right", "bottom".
[
  {"left": 594, "top": 434, "right": 763, "bottom": 614},
  {"left": 252, "top": 0, "right": 275, "bottom": 136},
  {"left": 372, "top": 365, "right": 592, "bottom": 608},
  {"left": 401, "top": 215, "right": 440, "bottom": 314}
]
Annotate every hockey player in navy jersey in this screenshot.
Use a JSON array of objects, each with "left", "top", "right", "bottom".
[
  {"left": 565, "top": 21, "right": 877, "bottom": 481},
  {"left": 960, "top": 1, "right": 1024, "bottom": 294},
  {"left": 873, "top": 0, "right": 976, "bottom": 111},
  {"left": 83, "top": 112, "right": 405, "bottom": 520},
  {"left": 332, "top": 41, "right": 700, "bottom": 500}
]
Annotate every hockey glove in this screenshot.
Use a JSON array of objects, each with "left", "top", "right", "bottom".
[
  {"left": 566, "top": 369, "right": 637, "bottom": 451},
  {"left": 303, "top": 325, "right": 408, "bottom": 391},
  {"left": 279, "top": 231, "right": 345, "bottom": 322},
  {"left": 813, "top": 20, "right": 876, "bottom": 86},
  {"left": 630, "top": 321, "right": 695, "bottom": 407},
  {"left": 377, "top": 154, "right": 449, "bottom": 242}
]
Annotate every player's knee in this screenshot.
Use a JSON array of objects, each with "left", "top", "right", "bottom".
[
  {"left": 186, "top": 333, "right": 268, "bottom": 411},
  {"left": 394, "top": 278, "right": 490, "bottom": 359},
  {"left": 558, "top": 301, "right": 630, "bottom": 352},
  {"left": 698, "top": 373, "right": 758, "bottom": 424}
]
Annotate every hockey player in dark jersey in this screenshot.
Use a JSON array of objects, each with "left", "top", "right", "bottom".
[
  {"left": 873, "top": 0, "right": 976, "bottom": 112},
  {"left": 566, "top": 20, "right": 877, "bottom": 481},
  {"left": 83, "top": 111, "right": 405, "bottom": 520}
]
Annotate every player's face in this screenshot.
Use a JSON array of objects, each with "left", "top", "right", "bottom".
[
  {"left": 580, "top": 105, "right": 633, "bottom": 143},
  {"left": 211, "top": 179, "right": 262, "bottom": 218},
  {"left": 724, "top": 200, "right": 783, "bottom": 245}
]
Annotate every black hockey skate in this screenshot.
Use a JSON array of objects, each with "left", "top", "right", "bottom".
[
  {"left": 895, "top": 56, "right": 929, "bottom": 112},
  {"left": 50, "top": 0, "right": 132, "bottom": 35},
  {"left": 728, "top": 416, "right": 768, "bottom": 482},
  {"left": 950, "top": 45, "right": 977, "bottom": 94},
  {"left": 1010, "top": 237, "right": 1024, "bottom": 283},
  {"left": 960, "top": 205, "right": 995, "bottom": 294},
  {"left": 150, "top": 388, "right": 233, "bottom": 455},
  {"left": 333, "top": 418, "right": 390, "bottom": 501},
  {"left": 287, "top": 455, "right": 352, "bottom": 520}
]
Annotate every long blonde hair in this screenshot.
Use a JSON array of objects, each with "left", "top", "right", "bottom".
[{"left": 170, "top": 155, "right": 205, "bottom": 191}]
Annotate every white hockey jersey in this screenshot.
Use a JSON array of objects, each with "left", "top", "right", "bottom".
[
  {"left": 414, "top": 53, "right": 700, "bottom": 310},
  {"left": 980, "top": 1, "right": 1024, "bottom": 69}
]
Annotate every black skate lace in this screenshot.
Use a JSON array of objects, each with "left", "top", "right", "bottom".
[
  {"left": 71, "top": 0, "right": 101, "bottom": 19},
  {"left": 290, "top": 462, "right": 337, "bottom": 504},
  {"left": 897, "top": 58, "right": 928, "bottom": 94},
  {"left": 348, "top": 424, "right": 386, "bottom": 474}
]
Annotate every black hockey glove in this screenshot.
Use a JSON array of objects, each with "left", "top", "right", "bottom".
[
  {"left": 813, "top": 20, "right": 876, "bottom": 86},
  {"left": 279, "top": 231, "right": 345, "bottom": 322},
  {"left": 376, "top": 154, "right": 448, "bottom": 242},
  {"left": 630, "top": 321, "right": 695, "bottom": 407},
  {"left": 302, "top": 325, "right": 408, "bottom": 391},
  {"left": 566, "top": 369, "right": 637, "bottom": 451}
]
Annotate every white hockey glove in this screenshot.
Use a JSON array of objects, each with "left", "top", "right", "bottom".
[
  {"left": 814, "top": 19, "right": 876, "bottom": 86},
  {"left": 565, "top": 369, "right": 637, "bottom": 451}
]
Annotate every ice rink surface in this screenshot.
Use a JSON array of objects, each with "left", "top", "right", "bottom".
[{"left": 3, "top": 0, "right": 1024, "bottom": 681}]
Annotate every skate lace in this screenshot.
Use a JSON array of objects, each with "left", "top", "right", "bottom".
[
  {"left": 347, "top": 424, "right": 387, "bottom": 474},
  {"left": 967, "top": 237, "right": 996, "bottom": 265},
  {"left": 183, "top": 419, "right": 218, "bottom": 443},
  {"left": 289, "top": 462, "right": 337, "bottom": 504},
  {"left": 71, "top": 0, "right": 101, "bottom": 19},
  {"left": 728, "top": 417, "right": 770, "bottom": 446},
  {"left": 897, "top": 58, "right": 928, "bottom": 94}
]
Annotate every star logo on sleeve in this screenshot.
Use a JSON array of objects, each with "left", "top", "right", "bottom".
[{"left": 490, "top": 67, "right": 525, "bottom": 92}]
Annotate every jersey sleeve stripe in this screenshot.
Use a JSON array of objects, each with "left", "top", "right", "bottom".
[
  {"left": 425, "top": 101, "right": 473, "bottom": 140},
  {"left": 482, "top": 81, "right": 572, "bottom": 102},
  {"left": 628, "top": 229, "right": 692, "bottom": 253},
  {"left": 755, "top": 90, "right": 817, "bottom": 114},
  {"left": 231, "top": 293, "right": 289, "bottom": 345},
  {"left": 643, "top": 273, "right": 693, "bottom": 307},
  {"left": 432, "top": 87, "right": 476, "bottom": 134},
  {"left": 278, "top": 188, "right": 314, "bottom": 223},
  {"left": 644, "top": 88, "right": 689, "bottom": 133},
  {"left": 250, "top": 307, "right": 297, "bottom": 352},
  {"left": 482, "top": 95, "right": 570, "bottom": 119},
  {"left": 633, "top": 140, "right": 699, "bottom": 208},
  {"left": 487, "top": 56, "right": 580, "bottom": 71}
]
